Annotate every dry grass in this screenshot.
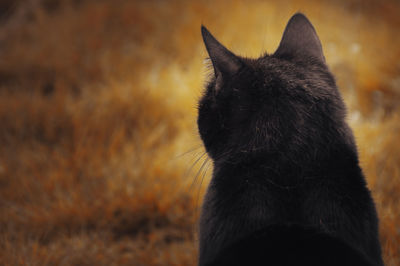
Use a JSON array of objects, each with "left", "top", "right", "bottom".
[{"left": 0, "top": 0, "right": 399, "bottom": 265}]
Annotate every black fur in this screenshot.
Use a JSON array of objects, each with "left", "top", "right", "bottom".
[
  {"left": 209, "top": 225, "right": 376, "bottom": 266},
  {"left": 197, "top": 13, "right": 383, "bottom": 266}
]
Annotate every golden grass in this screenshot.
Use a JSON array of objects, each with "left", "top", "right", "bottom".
[{"left": 0, "top": 0, "right": 399, "bottom": 265}]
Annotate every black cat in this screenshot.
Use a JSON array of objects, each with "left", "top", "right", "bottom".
[{"left": 197, "top": 13, "right": 383, "bottom": 266}]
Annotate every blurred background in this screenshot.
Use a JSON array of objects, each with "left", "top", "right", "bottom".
[{"left": 0, "top": 0, "right": 399, "bottom": 265}]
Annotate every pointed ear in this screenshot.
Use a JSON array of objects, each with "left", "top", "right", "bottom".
[
  {"left": 274, "top": 13, "right": 325, "bottom": 62},
  {"left": 201, "top": 26, "right": 242, "bottom": 87}
]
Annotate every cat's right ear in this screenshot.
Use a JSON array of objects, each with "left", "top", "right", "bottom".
[
  {"left": 201, "top": 26, "right": 242, "bottom": 90},
  {"left": 274, "top": 13, "right": 325, "bottom": 62}
]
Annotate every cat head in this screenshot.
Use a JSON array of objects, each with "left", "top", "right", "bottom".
[{"left": 198, "top": 13, "right": 351, "bottom": 164}]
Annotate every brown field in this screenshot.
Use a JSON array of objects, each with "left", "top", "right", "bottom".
[{"left": 0, "top": 0, "right": 399, "bottom": 265}]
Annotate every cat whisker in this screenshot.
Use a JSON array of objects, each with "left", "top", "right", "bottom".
[
  {"left": 182, "top": 151, "right": 207, "bottom": 182},
  {"left": 173, "top": 145, "right": 203, "bottom": 159},
  {"left": 190, "top": 156, "right": 210, "bottom": 191},
  {"left": 197, "top": 158, "right": 210, "bottom": 197}
]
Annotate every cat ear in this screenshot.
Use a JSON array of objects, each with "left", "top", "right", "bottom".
[
  {"left": 201, "top": 26, "right": 242, "bottom": 87},
  {"left": 274, "top": 13, "right": 325, "bottom": 62}
]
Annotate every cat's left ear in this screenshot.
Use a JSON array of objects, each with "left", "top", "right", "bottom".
[
  {"left": 274, "top": 13, "right": 325, "bottom": 62},
  {"left": 201, "top": 26, "right": 242, "bottom": 89}
]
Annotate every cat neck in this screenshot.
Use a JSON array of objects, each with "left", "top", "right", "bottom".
[{"left": 213, "top": 139, "right": 361, "bottom": 182}]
